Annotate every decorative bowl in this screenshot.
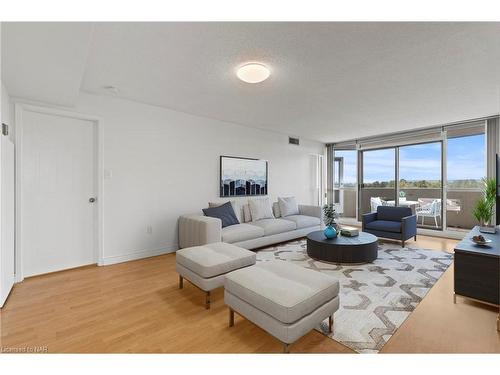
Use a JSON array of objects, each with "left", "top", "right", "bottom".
[{"left": 471, "top": 238, "right": 492, "bottom": 246}]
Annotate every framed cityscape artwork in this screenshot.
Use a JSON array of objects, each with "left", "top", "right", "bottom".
[{"left": 220, "top": 156, "right": 268, "bottom": 197}]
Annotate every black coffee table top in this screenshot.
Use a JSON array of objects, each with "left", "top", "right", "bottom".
[
  {"left": 307, "top": 230, "right": 378, "bottom": 246},
  {"left": 306, "top": 230, "right": 379, "bottom": 264}
]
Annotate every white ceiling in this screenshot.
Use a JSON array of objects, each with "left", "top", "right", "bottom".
[
  {"left": 2, "top": 22, "right": 499, "bottom": 142},
  {"left": 2, "top": 22, "right": 93, "bottom": 106}
]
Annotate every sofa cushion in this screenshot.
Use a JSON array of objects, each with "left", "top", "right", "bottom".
[
  {"left": 278, "top": 196, "right": 299, "bottom": 217},
  {"left": 250, "top": 218, "right": 296, "bottom": 236},
  {"left": 377, "top": 206, "right": 412, "bottom": 221},
  {"left": 202, "top": 202, "right": 239, "bottom": 228},
  {"left": 221, "top": 223, "right": 265, "bottom": 243},
  {"left": 176, "top": 242, "right": 256, "bottom": 278},
  {"left": 365, "top": 220, "right": 402, "bottom": 233},
  {"left": 282, "top": 214, "right": 321, "bottom": 229},
  {"left": 225, "top": 260, "right": 339, "bottom": 324},
  {"left": 248, "top": 198, "right": 275, "bottom": 221}
]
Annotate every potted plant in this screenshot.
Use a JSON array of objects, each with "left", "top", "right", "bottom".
[
  {"left": 473, "top": 178, "right": 497, "bottom": 233},
  {"left": 399, "top": 190, "right": 406, "bottom": 202},
  {"left": 322, "top": 203, "right": 339, "bottom": 239}
]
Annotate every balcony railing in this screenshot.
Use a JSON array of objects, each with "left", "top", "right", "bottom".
[{"left": 336, "top": 187, "right": 481, "bottom": 230}]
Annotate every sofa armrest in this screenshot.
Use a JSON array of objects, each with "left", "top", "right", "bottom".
[
  {"left": 401, "top": 215, "right": 417, "bottom": 239},
  {"left": 298, "top": 204, "right": 322, "bottom": 219},
  {"left": 362, "top": 212, "right": 377, "bottom": 231},
  {"left": 178, "top": 215, "right": 222, "bottom": 248}
]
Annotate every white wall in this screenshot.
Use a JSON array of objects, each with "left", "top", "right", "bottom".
[
  {"left": 71, "top": 93, "right": 324, "bottom": 264},
  {"left": 1, "top": 25, "right": 16, "bottom": 304}
]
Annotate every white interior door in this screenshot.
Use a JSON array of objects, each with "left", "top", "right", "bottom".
[
  {"left": 1, "top": 136, "right": 15, "bottom": 307},
  {"left": 22, "top": 110, "right": 96, "bottom": 277}
]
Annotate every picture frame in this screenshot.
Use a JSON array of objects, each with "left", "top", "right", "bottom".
[{"left": 220, "top": 156, "right": 268, "bottom": 197}]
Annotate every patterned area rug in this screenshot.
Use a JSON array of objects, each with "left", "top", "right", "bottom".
[{"left": 256, "top": 239, "right": 453, "bottom": 353}]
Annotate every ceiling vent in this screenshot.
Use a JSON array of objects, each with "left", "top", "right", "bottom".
[{"left": 289, "top": 137, "right": 300, "bottom": 146}]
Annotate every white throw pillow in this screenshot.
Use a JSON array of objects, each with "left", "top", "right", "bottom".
[
  {"left": 278, "top": 196, "right": 299, "bottom": 217},
  {"left": 248, "top": 198, "right": 275, "bottom": 221},
  {"left": 208, "top": 200, "right": 243, "bottom": 223}
]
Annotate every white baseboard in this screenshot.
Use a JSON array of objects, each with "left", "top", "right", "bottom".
[{"left": 100, "top": 244, "right": 178, "bottom": 266}]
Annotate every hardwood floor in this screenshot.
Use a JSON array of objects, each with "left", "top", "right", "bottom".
[{"left": 1, "top": 235, "right": 499, "bottom": 353}]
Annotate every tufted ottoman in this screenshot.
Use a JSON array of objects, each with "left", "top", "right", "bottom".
[
  {"left": 176, "top": 242, "right": 256, "bottom": 309},
  {"left": 224, "top": 260, "right": 340, "bottom": 353}
]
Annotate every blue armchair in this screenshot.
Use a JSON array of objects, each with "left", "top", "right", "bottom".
[{"left": 362, "top": 206, "right": 417, "bottom": 247}]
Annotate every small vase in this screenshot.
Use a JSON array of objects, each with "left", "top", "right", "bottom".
[
  {"left": 479, "top": 221, "right": 496, "bottom": 234},
  {"left": 324, "top": 225, "right": 337, "bottom": 239}
]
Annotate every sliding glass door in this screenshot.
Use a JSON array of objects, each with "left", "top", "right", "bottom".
[
  {"left": 398, "top": 142, "right": 443, "bottom": 229},
  {"left": 329, "top": 119, "right": 491, "bottom": 233},
  {"left": 446, "top": 131, "right": 486, "bottom": 231},
  {"left": 359, "top": 142, "right": 443, "bottom": 230},
  {"left": 332, "top": 150, "right": 357, "bottom": 219},
  {"left": 360, "top": 148, "right": 396, "bottom": 217}
]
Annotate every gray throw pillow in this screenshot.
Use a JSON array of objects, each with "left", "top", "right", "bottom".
[
  {"left": 202, "top": 201, "right": 240, "bottom": 228},
  {"left": 208, "top": 200, "right": 243, "bottom": 223},
  {"left": 278, "top": 196, "right": 299, "bottom": 217}
]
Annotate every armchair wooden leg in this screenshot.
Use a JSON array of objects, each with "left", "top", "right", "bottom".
[
  {"left": 229, "top": 308, "right": 234, "bottom": 327},
  {"left": 328, "top": 315, "right": 334, "bottom": 334},
  {"left": 283, "top": 343, "right": 290, "bottom": 353},
  {"left": 179, "top": 275, "right": 183, "bottom": 289},
  {"left": 402, "top": 240, "right": 405, "bottom": 248},
  {"left": 205, "top": 291, "right": 211, "bottom": 309},
  {"left": 414, "top": 235, "right": 417, "bottom": 241}
]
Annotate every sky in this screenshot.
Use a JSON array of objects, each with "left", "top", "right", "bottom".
[
  {"left": 334, "top": 134, "right": 485, "bottom": 185},
  {"left": 446, "top": 134, "right": 485, "bottom": 181},
  {"left": 335, "top": 150, "right": 357, "bottom": 185}
]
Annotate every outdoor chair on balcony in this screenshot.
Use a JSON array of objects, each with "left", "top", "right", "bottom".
[
  {"left": 416, "top": 199, "right": 441, "bottom": 227},
  {"left": 370, "top": 197, "right": 387, "bottom": 213},
  {"left": 362, "top": 206, "right": 417, "bottom": 247}
]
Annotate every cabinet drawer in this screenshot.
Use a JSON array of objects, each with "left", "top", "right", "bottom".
[{"left": 454, "top": 252, "right": 499, "bottom": 305}]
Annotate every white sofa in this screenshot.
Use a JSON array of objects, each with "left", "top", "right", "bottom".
[{"left": 179, "top": 201, "right": 322, "bottom": 249}]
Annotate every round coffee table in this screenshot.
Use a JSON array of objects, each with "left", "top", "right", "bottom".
[{"left": 306, "top": 230, "right": 378, "bottom": 264}]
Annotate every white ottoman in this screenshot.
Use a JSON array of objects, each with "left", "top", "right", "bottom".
[
  {"left": 176, "top": 242, "right": 256, "bottom": 309},
  {"left": 224, "top": 260, "right": 340, "bottom": 353}
]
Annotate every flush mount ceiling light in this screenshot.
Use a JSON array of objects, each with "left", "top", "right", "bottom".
[{"left": 236, "top": 63, "right": 270, "bottom": 83}]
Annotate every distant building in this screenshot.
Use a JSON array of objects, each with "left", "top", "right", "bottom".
[
  {"left": 235, "top": 179, "right": 246, "bottom": 196},
  {"left": 229, "top": 181, "right": 235, "bottom": 195},
  {"left": 220, "top": 178, "right": 267, "bottom": 197}
]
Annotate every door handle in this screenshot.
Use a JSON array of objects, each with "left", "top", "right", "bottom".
[{"left": 89, "top": 197, "right": 96, "bottom": 203}]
